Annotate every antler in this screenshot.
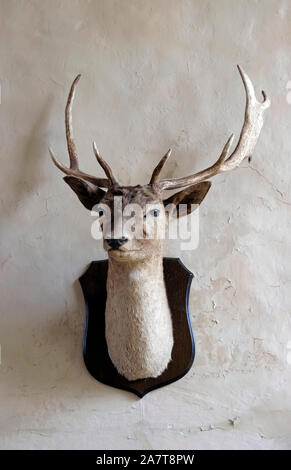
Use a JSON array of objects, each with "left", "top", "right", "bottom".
[
  {"left": 154, "top": 66, "right": 270, "bottom": 191},
  {"left": 50, "top": 75, "right": 116, "bottom": 189}
]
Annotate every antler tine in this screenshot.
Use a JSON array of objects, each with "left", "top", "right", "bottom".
[
  {"left": 92, "top": 142, "right": 118, "bottom": 185},
  {"left": 150, "top": 149, "right": 172, "bottom": 186},
  {"left": 65, "top": 74, "right": 81, "bottom": 170},
  {"left": 49, "top": 147, "right": 110, "bottom": 188},
  {"left": 50, "top": 75, "right": 111, "bottom": 189},
  {"left": 157, "top": 66, "right": 270, "bottom": 191}
]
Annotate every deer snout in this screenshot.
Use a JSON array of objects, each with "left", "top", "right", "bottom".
[{"left": 106, "top": 237, "right": 128, "bottom": 250}]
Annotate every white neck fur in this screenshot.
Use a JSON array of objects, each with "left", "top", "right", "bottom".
[{"left": 105, "top": 254, "right": 173, "bottom": 381}]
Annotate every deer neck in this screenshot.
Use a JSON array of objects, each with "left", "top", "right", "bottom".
[
  {"left": 105, "top": 251, "right": 174, "bottom": 381},
  {"left": 107, "top": 251, "right": 164, "bottom": 285}
]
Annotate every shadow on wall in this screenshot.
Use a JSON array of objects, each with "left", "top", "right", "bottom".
[
  {"left": 2, "top": 276, "right": 123, "bottom": 403},
  {"left": 1, "top": 98, "right": 129, "bottom": 407},
  {"left": 0, "top": 97, "right": 53, "bottom": 223}
]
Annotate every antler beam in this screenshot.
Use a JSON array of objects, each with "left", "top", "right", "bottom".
[
  {"left": 155, "top": 66, "right": 270, "bottom": 191},
  {"left": 50, "top": 75, "right": 116, "bottom": 189}
]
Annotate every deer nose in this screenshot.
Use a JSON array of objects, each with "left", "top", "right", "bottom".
[{"left": 106, "top": 237, "right": 128, "bottom": 250}]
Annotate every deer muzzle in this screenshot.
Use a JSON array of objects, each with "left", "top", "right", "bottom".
[{"left": 106, "top": 237, "right": 128, "bottom": 250}]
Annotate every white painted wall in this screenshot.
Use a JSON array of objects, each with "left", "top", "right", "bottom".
[{"left": 0, "top": 0, "right": 291, "bottom": 450}]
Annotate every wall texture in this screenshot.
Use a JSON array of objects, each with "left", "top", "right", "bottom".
[{"left": 0, "top": 0, "right": 291, "bottom": 450}]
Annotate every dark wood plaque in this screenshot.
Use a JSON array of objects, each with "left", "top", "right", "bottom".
[{"left": 79, "top": 257, "right": 195, "bottom": 398}]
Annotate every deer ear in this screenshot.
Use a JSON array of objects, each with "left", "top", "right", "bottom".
[
  {"left": 63, "top": 176, "right": 106, "bottom": 210},
  {"left": 163, "top": 181, "right": 211, "bottom": 218}
]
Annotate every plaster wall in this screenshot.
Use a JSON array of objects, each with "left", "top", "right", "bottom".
[{"left": 0, "top": 0, "right": 291, "bottom": 449}]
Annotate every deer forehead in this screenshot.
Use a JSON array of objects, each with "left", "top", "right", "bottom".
[{"left": 102, "top": 185, "right": 162, "bottom": 208}]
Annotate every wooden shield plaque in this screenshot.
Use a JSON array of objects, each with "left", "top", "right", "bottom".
[{"left": 79, "top": 257, "right": 195, "bottom": 398}]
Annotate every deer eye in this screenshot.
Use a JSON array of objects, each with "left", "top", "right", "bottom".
[
  {"left": 146, "top": 209, "right": 160, "bottom": 218},
  {"left": 97, "top": 209, "right": 104, "bottom": 217}
]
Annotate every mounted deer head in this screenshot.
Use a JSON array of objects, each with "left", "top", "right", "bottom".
[{"left": 50, "top": 67, "right": 270, "bottom": 381}]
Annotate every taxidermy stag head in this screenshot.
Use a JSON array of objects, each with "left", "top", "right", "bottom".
[{"left": 50, "top": 67, "right": 270, "bottom": 381}]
